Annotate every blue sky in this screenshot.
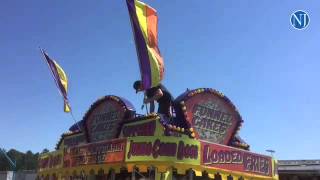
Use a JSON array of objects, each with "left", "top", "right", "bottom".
[{"left": 0, "top": 0, "right": 319, "bottom": 160}]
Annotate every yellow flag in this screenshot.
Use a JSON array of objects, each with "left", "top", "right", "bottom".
[
  {"left": 53, "top": 61, "right": 68, "bottom": 93},
  {"left": 42, "top": 50, "right": 71, "bottom": 113},
  {"left": 63, "top": 99, "right": 71, "bottom": 113}
]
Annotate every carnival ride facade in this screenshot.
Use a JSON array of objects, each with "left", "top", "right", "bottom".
[{"left": 38, "top": 89, "right": 279, "bottom": 180}]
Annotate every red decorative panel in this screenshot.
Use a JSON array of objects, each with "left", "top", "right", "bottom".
[{"left": 201, "top": 141, "right": 272, "bottom": 177}]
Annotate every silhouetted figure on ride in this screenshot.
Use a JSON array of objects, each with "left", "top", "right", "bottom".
[{"left": 133, "top": 80, "right": 173, "bottom": 118}]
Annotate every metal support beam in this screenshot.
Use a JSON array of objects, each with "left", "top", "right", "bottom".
[
  {"left": 109, "top": 169, "right": 115, "bottom": 180},
  {"left": 188, "top": 169, "right": 194, "bottom": 180},
  {"left": 131, "top": 168, "right": 136, "bottom": 180}
]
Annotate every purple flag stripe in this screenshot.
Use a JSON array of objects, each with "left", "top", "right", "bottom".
[
  {"left": 43, "top": 52, "right": 68, "bottom": 101},
  {"left": 126, "top": 0, "right": 152, "bottom": 89}
]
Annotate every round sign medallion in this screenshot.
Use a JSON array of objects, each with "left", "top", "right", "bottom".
[
  {"left": 174, "top": 88, "right": 242, "bottom": 145},
  {"left": 84, "top": 96, "right": 135, "bottom": 142}
]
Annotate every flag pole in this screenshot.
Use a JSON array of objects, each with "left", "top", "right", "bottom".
[
  {"left": 145, "top": 102, "right": 149, "bottom": 114},
  {"left": 70, "top": 109, "right": 82, "bottom": 131},
  {"left": 143, "top": 93, "right": 149, "bottom": 114},
  {"left": 39, "top": 47, "right": 81, "bottom": 132}
]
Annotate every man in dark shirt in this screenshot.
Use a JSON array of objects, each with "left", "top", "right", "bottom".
[{"left": 133, "top": 80, "right": 173, "bottom": 117}]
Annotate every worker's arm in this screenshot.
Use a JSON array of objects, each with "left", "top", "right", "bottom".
[
  {"left": 144, "top": 89, "right": 163, "bottom": 103},
  {"left": 149, "top": 101, "right": 155, "bottom": 113}
]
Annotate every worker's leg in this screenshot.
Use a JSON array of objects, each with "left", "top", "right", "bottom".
[{"left": 158, "top": 101, "right": 171, "bottom": 117}]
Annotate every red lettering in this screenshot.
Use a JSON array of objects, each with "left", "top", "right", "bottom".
[{"left": 122, "top": 121, "right": 156, "bottom": 137}]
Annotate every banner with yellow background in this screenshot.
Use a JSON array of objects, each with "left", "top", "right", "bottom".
[{"left": 126, "top": 136, "right": 200, "bottom": 165}]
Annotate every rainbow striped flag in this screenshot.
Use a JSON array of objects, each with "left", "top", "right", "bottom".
[
  {"left": 41, "top": 49, "right": 71, "bottom": 113},
  {"left": 127, "top": 0, "right": 164, "bottom": 90}
]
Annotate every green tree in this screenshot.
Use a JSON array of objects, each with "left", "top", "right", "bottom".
[
  {"left": 41, "top": 148, "right": 49, "bottom": 154},
  {"left": 0, "top": 148, "right": 42, "bottom": 171}
]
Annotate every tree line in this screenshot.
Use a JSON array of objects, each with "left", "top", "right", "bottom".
[{"left": 0, "top": 148, "right": 49, "bottom": 171}]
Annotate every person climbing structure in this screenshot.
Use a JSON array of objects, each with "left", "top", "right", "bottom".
[{"left": 133, "top": 80, "right": 173, "bottom": 118}]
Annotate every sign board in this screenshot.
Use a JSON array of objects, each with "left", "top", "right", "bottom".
[
  {"left": 63, "top": 133, "right": 86, "bottom": 148},
  {"left": 38, "top": 150, "right": 63, "bottom": 171},
  {"left": 201, "top": 142, "right": 272, "bottom": 177},
  {"left": 175, "top": 89, "right": 242, "bottom": 145},
  {"left": 121, "top": 119, "right": 157, "bottom": 137},
  {"left": 126, "top": 136, "right": 200, "bottom": 165},
  {"left": 85, "top": 96, "right": 128, "bottom": 142},
  {"left": 120, "top": 117, "right": 170, "bottom": 137},
  {"left": 63, "top": 139, "right": 126, "bottom": 167}
]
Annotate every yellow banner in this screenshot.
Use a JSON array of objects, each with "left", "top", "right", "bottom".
[{"left": 126, "top": 136, "right": 200, "bottom": 165}]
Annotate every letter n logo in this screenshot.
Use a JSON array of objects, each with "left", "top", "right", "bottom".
[{"left": 291, "top": 10, "right": 310, "bottom": 30}]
